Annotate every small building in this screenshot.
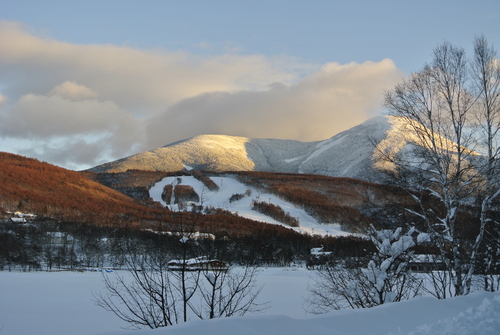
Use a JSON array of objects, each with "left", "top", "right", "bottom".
[
  {"left": 167, "top": 257, "right": 228, "bottom": 271},
  {"left": 311, "top": 247, "right": 332, "bottom": 257},
  {"left": 409, "top": 254, "right": 446, "bottom": 272},
  {"left": 8, "top": 212, "right": 36, "bottom": 223}
]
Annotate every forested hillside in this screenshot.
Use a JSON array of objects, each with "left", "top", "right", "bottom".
[
  {"left": 88, "top": 168, "right": 422, "bottom": 232},
  {"left": 230, "top": 171, "right": 418, "bottom": 231},
  {"left": 2, "top": 152, "right": 376, "bottom": 271},
  {"left": 0, "top": 152, "right": 325, "bottom": 236},
  {"left": 0, "top": 152, "right": 166, "bottom": 225}
]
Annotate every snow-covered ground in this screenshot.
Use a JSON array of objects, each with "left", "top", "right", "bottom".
[
  {"left": 1, "top": 268, "right": 499, "bottom": 335},
  {"left": 149, "top": 175, "right": 351, "bottom": 237}
]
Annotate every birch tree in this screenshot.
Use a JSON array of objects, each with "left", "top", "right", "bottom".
[
  {"left": 466, "top": 36, "right": 500, "bottom": 293},
  {"left": 381, "top": 37, "right": 500, "bottom": 296}
]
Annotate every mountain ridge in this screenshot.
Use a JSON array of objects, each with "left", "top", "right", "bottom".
[{"left": 89, "top": 116, "right": 396, "bottom": 182}]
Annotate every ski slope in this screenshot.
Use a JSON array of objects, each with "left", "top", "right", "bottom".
[{"left": 150, "top": 175, "right": 350, "bottom": 237}]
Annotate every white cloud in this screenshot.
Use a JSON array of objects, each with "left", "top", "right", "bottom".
[
  {"left": 49, "top": 81, "right": 99, "bottom": 101},
  {"left": 0, "top": 21, "right": 300, "bottom": 115},
  {"left": 146, "top": 59, "right": 404, "bottom": 148},
  {"left": 196, "top": 41, "right": 214, "bottom": 50},
  {"left": 0, "top": 21, "right": 404, "bottom": 170},
  {"left": 0, "top": 93, "right": 145, "bottom": 168},
  {"left": 3, "top": 94, "right": 124, "bottom": 137}
]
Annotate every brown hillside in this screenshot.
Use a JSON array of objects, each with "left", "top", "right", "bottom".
[
  {"left": 0, "top": 152, "right": 166, "bottom": 225},
  {"left": 229, "top": 171, "right": 419, "bottom": 231},
  {"left": 0, "top": 153, "right": 309, "bottom": 238},
  {"left": 82, "top": 169, "right": 171, "bottom": 201},
  {"left": 232, "top": 171, "right": 413, "bottom": 206}
]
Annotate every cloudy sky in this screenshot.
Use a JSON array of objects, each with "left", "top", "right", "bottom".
[{"left": 1, "top": 1, "right": 499, "bottom": 170}]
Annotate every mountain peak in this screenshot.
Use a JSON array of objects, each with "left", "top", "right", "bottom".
[{"left": 88, "top": 116, "right": 402, "bottom": 183}]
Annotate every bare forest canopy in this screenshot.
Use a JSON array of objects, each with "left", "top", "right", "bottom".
[{"left": 0, "top": 152, "right": 165, "bottom": 225}]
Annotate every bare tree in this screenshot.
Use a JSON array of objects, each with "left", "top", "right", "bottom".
[
  {"left": 94, "top": 231, "right": 265, "bottom": 329},
  {"left": 466, "top": 36, "right": 500, "bottom": 294},
  {"left": 381, "top": 37, "right": 500, "bottom": 297},
  {"left": 190, "top": 265, "right": 266, "bottom": 319},
  {"left": 94, "top": 254, "right": 180, "bottom": 329},
  {"left": 94, "top": 221, "right": 201, "bottom": 330},
  {"left": 306, "top": 226, "right": 422, "bottom": 312},
  {"left": 170, "top": 235, "right": 201, "bottom": 323}
]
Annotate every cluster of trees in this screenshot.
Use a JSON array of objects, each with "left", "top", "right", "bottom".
[
  {"left": 229, "top": 189, "right": 252, "bottom": 203},
  {"left": 84, "top": 169, "right": 170, "bottom": 201},
  {"left": 251, "top": 200, "right": 299, "bottom": 227},
  {"left": 173, "top": 185, "right": 200, "bottom": 205},
  {"left": 380, "top": 36, "right": 500, "bottom": 297},
  {"left": 0, "top": 153, "right": 170, "bottom": 225},
  {"left": 192, "top": 170, "right": 219, "bottom": 191},
  {"left": 0, "top": 214, "right": 375, "bottom": 272},
  {"left": 0, "top": 219, "right": 109, "bottom": 271},
  {"left": 161, "top": 180, "right": 205, "bottom": 210},
  {"left": 161, "top": 184, "right": 173, "bottom": 204},
  {"left": 306, "top": 37, "right": 500, "bottom": 314},
  {"left": 229, "top": 193, "right": 245, "bottom": 203}
]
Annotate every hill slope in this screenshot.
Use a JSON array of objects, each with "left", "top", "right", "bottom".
[
  {"left": 88, "top": 116, "right": 396, "bottom": 182},
  {"left": 145, "top": 171, "right": 417, "bottom": 234},
  {"left": 0, "top": 152, "right": 320, "bottom": 238},
  {"left": 0, "top": 152, "right": 165, "bottom": 225}
]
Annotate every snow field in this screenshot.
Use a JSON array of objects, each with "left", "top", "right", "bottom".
[
  {"left": 0, "top": 267, "right": 311, "bottom": 335},
  {"left": 1, "top": 269, "right": 499, "bottom": 335}
]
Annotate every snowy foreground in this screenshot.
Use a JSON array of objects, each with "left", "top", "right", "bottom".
[{"left": 1, "top": 268, "right": 499, "bottom": 335}]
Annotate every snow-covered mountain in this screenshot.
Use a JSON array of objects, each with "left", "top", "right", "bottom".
[{"left": 88, "top": 116, "right": 419, "bottom": 183}]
